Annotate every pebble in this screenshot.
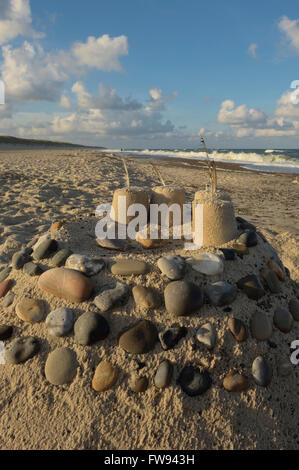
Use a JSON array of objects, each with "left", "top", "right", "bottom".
[
  {"left": 96, "top": 238, "right": 131, "bottom": 251},
  {"left": 130, "top": 376, "right": 148, "bottom": 393},
  {"left": 228, "top": 318, "right": 248, "bottom": 342},
  {"left": 33, "top": 233, "right": 51, "bottom": 251},
  {"left": 230, "top": 244, "right": 249, "bottom": 256},
  {"left": 267, "top": 259, "right": 286, "bottom": 282},
  {"left": 188, "top": 253, "right": 224, "bottom": 276},
  {"left": 219, "top": 248, "right": 237, "bottom": 261},
  {"left": 157, "top": 255, "right": 186, "bottom": 280},
  {"left": 118, "top": 320, "right": 158, "bottom": 354},
  {"left": 260, "top": 268, "right": 281, "bottom": 294},
  {"left": 65, "top": 254, "right": 105, "bottom": 277},
  {"left": 252, "top": 356, "right": 272, "bottom": 387},
  {"left": 0, "top": 279, "right": 13, "bottom": 299},
  {"left": 205, "top": 281, "right": 237, "bottom": 306},
  {"left": 154, "top": 360, "right": 173, "bottom": 389},
  {"left": 250, "top": 310, "right": 273, "bottom": 341},
  {"left": 50, "top": 220, "right": 65, "bottom": 232},
  {"left": 274, "top": 307, "right": 293, "bottom": 333},
  {"left": 0, "top": 325, "right": 13, "bottom": 340},
  {"left": 33, "top": 239, "right": 58, "bottom": 260},
  {"left": 196, "top": 323, "right": 216, "bottom": 349},
  {"left": 16, "top": 298, "right": 45, "bottom": 323},
  {"left": 51, "top": 249, "right": 73, "bottom": 267},
  {"left": 0, "top": 267, "right": 11, "bottom": 283},
  {"left": 111, "top": 259, "right": 150, "bottom": 276},
  {"left": 223, "top": 370, "right": 249, "bottom": 392},
  {"left": 94, "top": 282, "right": 129, "bottom": 312},
  {"left": 164, "top": 280, "right": 203, "bottom": 317},
  {"left": 159, "top": 326, "right": 187, "bottom": 350},
  {"left": 237, "top": 275, "right": 265, "bottom": 300},
  {"left": 5, "top": 337, "right": 40, "bottom": 365},
  {"left": 23, "top": 262, "right": 43, "bottom": 277},
  {"left": 38, "top": 268, "right": 94, "bottom": 303},
  {"left": 74, "top": 312, "right": 109, "bottom": 345},
  {"left": 177, "top": 365, "right": 212, "bottom": 396},
  {"left": 236, "top": 217, "right": 256, "bottom": 232},
  {"left": 289, "top": 298, "right": 299, "bottom": 321},
  {"left": 45, "top": 348, "right": 78, "bottom": 385},
  {"left": 2, "top": 293, "right": 15, "bottom": 307},
  {"left": 12, "top": 248, "right": 32, "bottom": 269},
  {"left": 46, "top": 308, "right": 74, "bottom": 337},
  {"left": 237, "top": 230, "right": 258, "bottom": 247},
  {"left": 132, "top": 285, "right": 161, "bottom": 309},
  {"left": 92, "top": 361, "right": 118, "bottom": 392}
]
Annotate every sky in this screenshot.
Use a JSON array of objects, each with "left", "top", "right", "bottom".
[{"left": 1, "top": 0, "right": 299, "bottom": 148}]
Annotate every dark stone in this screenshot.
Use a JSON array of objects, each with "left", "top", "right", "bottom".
[
  {"left": 74, "top": 312, "right": 109, "bottom": 345},
  {"left": 159, "top": 326, "right": 187, "bottom": 350},
  {"left": 177, "top": 365, "right": 212, "bottom": 397},
  {"left": 252, "top": 356, "right": 272, "bottom": 387},
  {"left": 260, "top": 268, "right": 281, "bottom": 294},
  {"left": 51, "top": 249, "right": 73, "bottom": 267},
  {"left": 237, "top": 230, "right": 258, "bottom": 248},
  {"left": 23, "top": 262, "right": 43, "bottom": 277},
  {"left": 0, "top": 325, "right": 13, "bottom": 340},
  {"left": 5, "top": 337, "right": 40, "bottom": 365},
  {"left": 164, "top": 280, "right": 203, "bottom": 317},
  {"left": 274, "top": 307, "right": 293, "bottom": 333},
  {"left": 237, "top": 275, "right": 265, "bottom": 300},
  {"left": 12, "top": 248, "right": 32, "bottom": 270},
  {"left": 33, "top": 239, "right": 58, "bottom": 260},
  {"left": 219, "top": 248, "right": 237, "bottom": 261},
  {"left": 228, "top": 318, "right": 248, "bottom": 342},
  {"left": 205, "top": 281, "right": 237, "bottom": 307},
  {"left": 236, "top": 217, "right": 256, "bottom": 232},
  {"left": 119, "top": 320, "right": 158, "bottom": 354}
]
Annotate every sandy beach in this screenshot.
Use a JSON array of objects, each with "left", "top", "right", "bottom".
[{"left": 0, "top": 148, "right": 298, "bottom": 450}]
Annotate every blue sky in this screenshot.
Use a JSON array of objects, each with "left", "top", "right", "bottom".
[{"left": 1, "top": 0, "right": 299, "bottom": 148}]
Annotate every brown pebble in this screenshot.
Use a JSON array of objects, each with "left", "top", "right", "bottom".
[
  {"left": 223, "top": 369, "right": 249, "bottom": 392},
  {"left": 16, "top": 298, "right": 45, "bottom": 323},
  {"left": 92, "top": 361, "right": 118, "bottom": 392},
  {"left": 38, "top": 267, "right": 94, "bottom": 303},
  {"left": 130, "top": 376, "right": 148, "bottom": 393},
  {"left": 228, "top": 317, "right": 248, "bottom": 342},
  {"left": 267, "top": 259, "right": 286, "bottom": 282},
  {"left": 0, "top": 279, "right": 13, "bottom": 299},
  {"left": 132, "top": 285, "right": 161, "bottom": 309}
]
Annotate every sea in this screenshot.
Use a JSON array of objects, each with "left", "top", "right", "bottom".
[{"left": 109, "top": 148, "right": 299, "bottom": 174}]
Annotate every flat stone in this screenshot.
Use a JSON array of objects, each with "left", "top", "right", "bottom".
[
  {"left": 45, "top": 348, "right": 78, "bottom": 385},
  {"left": 157, "top": 255, "right": 186, "bottom": 280},
  {"left": 33, "top": 233, "right": 51, "bottom": 251},
  {"left": 188, "top": 253, "right": 224, "bottom": 276},
  {"left": 159, "top": 326, "right": 187, "bottom": 350},
  {"left": 196, "top": 323, "right": 216, "bottom": 349},
  {"left": 23, "top": 262, "right": 43, "bottom": 277},
  {"left": 111, "top": 259, "right": 150, "bottom": 276},
  {"left": 132, "top": 285, "right": 161, "bottom": 309},
  {"left": 228, "top": 318, "right": 248, "bottom": 342},
  {"left": 223, "top": 370, "right": 249, "bottom": 392},
  {"left": 65, "top": 254, "right": 105, "bottom": 277},
  {"left": 119, "top": 320, "right": 158, "bottom": 354},
  {"left": 16, "top": 298, "right": 45, "bottom": 323},
  {"left": 205, "top": 281, "right": 237, "bottom": 307},
  {"left": 251, "top": 311, "right": 272, "bottom": 341},
  {"left": 38, "top": 268, "right": 94, "bottom": 303},
  {"left": 274, "top": 307, "right": 293, "bottom": 333},
  {"left": 154, "top": 360, "right": 173, "bottom": 389},
  {"left": 289, "top": 298, "right": 299, "bottom": 321},
  {"left": 237, "top": 230, "right": 258, "bottom": 247},
  {"left": 92, "top": 361, "right": 118, "bottom": 392},
  {"left": 177, "top": 365, "right": 212, "bottom": 397},
  {"left": 130, "top": 376, "right": 148, "bottom": 393},
  {"left": 5, "top": 337, "right": 40, "bottom": 365},
  {"left": 219, "top": 248, "right": 237, "bottom": 261},
  {"left": 12, "top": 248, "right": 32, "bottom": 269},
  {"left": 260, "top": 268, "right": 281, "bottom": 294},
  {"left": 46, "top": 308, "right": 74, "bottom": 337},
  {"left": 164, "top": 280, "right": 203, "bottom": 317},
  {"left": 267, "top": 259, "right": 286, "bottom": 282},
  {"left": 0, "top": 267, "right": 11, "bottom": 283},
  {"left": 74, "top": 312, "right": 109, "bottom": 345},
  {"left": 0, "top": 279, "right": 13, "bottom": 299},
  {"left": 2, "top": 293, "right": 15, "bottom": 307},
  {"left": 0, "top": 325, "right": 13, "bottom": 340},
  {"left": 237, "top": 275, "right": 265, "bottom": 300},
  {"left": 33, "top": 239, "right": 58, "bottom": 260},
  {"left": 51, "top": 249, "right": 72, "bottom": 267},
  {"left": 96, "top": 238, "right": 130, "bottom": 251},
  {"left": 94, "top": 282, "right": 129, "bottom": 312},
  {"left": 252, "top": 356, "right": 272, "bottom": 387}
]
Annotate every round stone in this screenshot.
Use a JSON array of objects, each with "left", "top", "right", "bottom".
[
  {"left": 159, "top": 326, "right": 187, "bottom": 350},
  {"left": 12, "top": 248, "right": 32, "bottom": 270},
  {"left": 33, "top": 239, "right": 58, "bottom": 260},
  {"left": 46, "top": 308, "right": 74, "bottom": 337},
  {"left": 228, "top": 318, "right": 248, "bottom": 342},
  {"left": 74, "top": 312, "right": 109, "bottom": 346},
  {"left": 196, "top": 323, "right": 216, "bottom": 349},
  {"left": 267, "top": 259, "right": 286, "bottom": 282},
  {"left": 237, "top": 275, "right": 265, "bottom": 300},
  {"left": 252, "top": 356, "right": 272, "bottom": 387},
  {"left": 119, "top": 320, "right": 158, "bottom": 354},
  {"left": 111, "top": 259, "right": 150, "bottom": 276},
  {"left": 130, "top": 376, "right": 148, "bottom": 393},
  {"left": 132, "top": 285, "right": 161, "bottom": 309},
  {"left": 157, "top": 255, "right": 186, "bottom": 280},
  {"left": 154, "top": 360, "right": 173, "bottom": 389},
  {"left": 251, "top": 311, "right": 272, "bottom": 341},
  {"left": 274, "top": 307, "right": 293, "bottom": 333},
  {"left": 38, "top": 268, "right": 94, "bottom": 303},
  {"left": 0, "top": 325, "right": 13, "bottom": 341},
  {"left": 51, "top": 249, "right": 73, "bottom": 268},
  {"left": 177, "top": 365, "right": 212, "bottom": 397},
  {"left": 45, "top": 348, "right": 78, "bottom": 385},
  {"left": 223, "top": 370, "right": 249, "bottom": 392},
  {"left": 92, "top": 361, "right": 118, "bottom": 392},
  {"left": 0, "top": 279, "right": 13, "bottom": 299},
  {"left": 164, "top": 280, "right": 203, "bottom": 317},
  {"left": 94, "top": 282, "right": 129, "bottom": 312},
  {"left": 237, "top": 230, "right": 258, "bottom": 247},
  {"left": 16, "top": 298, "right": 45, "bottom": 323},
  {"left": 289, "top": 298, "right": 299, "bottom": 322},
  {"left": 5, "top": 337, "right": 40, "bottom": 365},
  {"left": 260, "top": 268, "right": 281, "bottom": 294},
  {"left": 205, "top": 281, "right": 237, "bottom": 307},
  {"left": 65, "top": 254, "right": 105, "bottom": 277},
  {"left": 188, "top": 253, "right": 224, "bottom": 276}
]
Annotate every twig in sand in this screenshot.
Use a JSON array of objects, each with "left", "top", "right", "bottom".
[
  {"left": 122, "top": 158, "right": 130, "bottom": 188},
  {"left": 151, "top": 163, "right": 166, "bottom": 186},
  {"left": 201, "top": 137, "right": 217, "bottom": 193}
]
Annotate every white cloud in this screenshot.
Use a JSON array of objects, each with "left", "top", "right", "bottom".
[
  {"left": 72, "top": 34, "right": 128, "bottom": 71},
  {"left": 278, "top": 16, "right": 299, "bottom": 52},
  {"left": 149, "top": 88, "right": 163, "bottom": 101},
  {"left": 0, "top": 0, "right": 43, "bottom": 45},
  {"left": 248, "top": 43, "right": 258, "bottom": 60},
  {"left": 59, "top": 94, "right": 71, "bottom": 109},
  {"left": 218, "top": 100, "right": 266, "bottom": 126}
]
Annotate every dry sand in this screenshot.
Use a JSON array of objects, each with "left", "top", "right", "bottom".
[{"left": 0, "top": 148, "right": 298, "bottom": 450}]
